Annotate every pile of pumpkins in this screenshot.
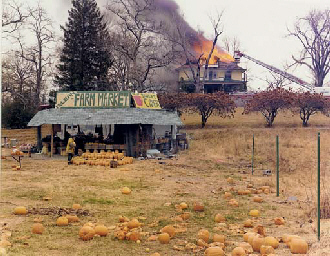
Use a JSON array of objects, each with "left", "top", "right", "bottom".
[
  {"left": 71, "top": 150, "right": 133, "bottom": 166},
  {"left": 113, "top": 216, "right": 143, "bottom": 242}
]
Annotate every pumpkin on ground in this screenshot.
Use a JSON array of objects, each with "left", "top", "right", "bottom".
[
  {"left": 158, "top": 233, "right": 170, "bottom": 244},
  {"left": 72, "top": 204, "right": 82, "bottom": 210},
  {"left": 14, "top": 206, "right": 27, "bottom": 215},
  {"left": 32, "top": 223, "right": 44, "bottom": 234},
  {"left": 180, "top": 202, "right": 188, "bottom": 209},
  {"left": 231, "top": 247, "right": 246, "bottom": 256},
  {"left": 289, "top": 238, "right": 308, "bottom": 254},
  {"left": 127, "top": 218, "right": 140, "bottom": 229},
  {"left": 193, "top": 202, "right": 205, "bottom": 212},
  {"left": 260, "top": 245, "right": 275, "bottom": 254},
  {"left": 56, "top": 217, "right": 69, "bottom": 226},
  {"left": 66, "top": 215, "right": 79, "bottom": 223},
  {"left": 243, "top": 219, "right": 253, "bottom": 228},
  {"left": 249, "top": 209, "right": 259, "bottom": 217},
  {"left": 213, "top": 234, "right": 225, "bottom": 243},
  {"left": 161, "top": 225, "right": 176, "bottom": 238},
  {"left": 214, "top": 214, "right": 226, "bottom": 223},
  {"left": 204, "top": 246, "right": 224, "bottom": 256},
  {"left": 121, "top": 187, "right": 131, "bottom": 195},
  {"left": 198, "top": 229, "right": 210, "bottom": 243},
  {"left": 94, "top": 225, "right": 108, "bottom": 237},
  {"left": 252, "top": 235, "right": 265, "bottom": 252},
  {"left": 274, "top": 217, "right": 285, "bottom": 225},
  {"left": 79, "top": 226, "right": 95, "bottom": 241},
  {"left": 181, "top": 212, "right": 191, "bottom": 220},
  {"left": 264, "top": 236, "right": 279, "bottom": 248}
]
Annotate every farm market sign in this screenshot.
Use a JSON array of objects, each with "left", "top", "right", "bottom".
[{"left": 56, "top": 91, "right": 131, "bottom": 108}]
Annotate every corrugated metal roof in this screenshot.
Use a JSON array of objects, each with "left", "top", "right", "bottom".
[{"left": 28, "top": 108, "right": 183, "bottom": 126}]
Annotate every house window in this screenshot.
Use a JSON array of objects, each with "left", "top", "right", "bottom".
[
  {"left": 214, "top": 72, "right": 217, "bottom": 78},
  {"left": 209, "top": 71, "right": 213, "bottom": 80}
]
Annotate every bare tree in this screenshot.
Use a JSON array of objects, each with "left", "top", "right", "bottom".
[
  {"left": 15, "top": 4, "right": 55, "bottom": 106},
  {"left": 222, "top": 36, "right": 241, "bottom": 56},
  {"left": 2, "top": 0, "right": 28, "bottom": 34},
  {"left": 106, "top": 0, "right": 177, "bottom": 92},
  {"left": 288, "top": 9, "right": 330, "bottom": 87}
]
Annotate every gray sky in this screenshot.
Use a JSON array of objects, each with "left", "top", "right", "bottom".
[{"left": 2, "top": 0, "right": 330, "bottom": 90}]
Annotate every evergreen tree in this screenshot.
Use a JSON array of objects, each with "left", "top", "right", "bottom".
[{"left": 55, "top": 0, "right": 112, "bottom": 91}]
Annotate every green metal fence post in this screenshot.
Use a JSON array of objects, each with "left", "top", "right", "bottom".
[
  {"left": 318, "top": 132, "right": 321, "bottom": 241},
  {"left": 252, "top": 134, "right": 254, "bottom": 175},
  {"left": 276, "top": 135, "right": 279, "bottom": 197}
]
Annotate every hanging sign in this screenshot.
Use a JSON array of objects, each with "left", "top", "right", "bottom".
[
  {"left": 132, "top": 93, "right": 161, "bottom": 109},
  {"left": 56, "top": 91, "right": 131, "bottom": 108}
]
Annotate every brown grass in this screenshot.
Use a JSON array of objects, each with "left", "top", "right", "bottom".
[{"left": 1, "top": 108, "right": 330, "bottom": 255}]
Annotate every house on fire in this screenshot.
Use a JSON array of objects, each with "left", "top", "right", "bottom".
[{"left": 177, "top": 54, "right": 247, "bottom": 93}]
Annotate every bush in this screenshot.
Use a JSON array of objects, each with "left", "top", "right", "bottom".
[{"left": 1, "top": 101, "right": 36, "bottom": 129}]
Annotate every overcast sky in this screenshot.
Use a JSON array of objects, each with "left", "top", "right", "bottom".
[{"left": 2, "top": 0, "right": 330, "bottom": 90}]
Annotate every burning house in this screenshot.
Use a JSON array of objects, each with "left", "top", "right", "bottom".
[{"left": 177, "top": 37, "right": 247, "bottom": 93}]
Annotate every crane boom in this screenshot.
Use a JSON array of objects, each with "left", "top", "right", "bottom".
[{"left": 234, "top": 51, "right": 313, "bottom": 91}]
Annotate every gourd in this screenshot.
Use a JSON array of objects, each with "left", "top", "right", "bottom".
[
  {"left": 56, "top": 217, "right": 69, "bottom": 226},
  {"left": 121, "top": 187, "right": 131, "bottom": 195},
  {"left": 264, "top": 236, "right": 279, "bottom": 248},
  {"left": 231, "top": 247, "right": 246, "bottom": 256},
  {"left": 249, "top": 209, "right": 259, "bottom": 217},
  {"left": 214, "top": 214, "right": 226, "bottom": 223},
  {"left": 243, "top": 219, "right": 253, "bottom": 227},
  {"left": 72, "top": 204, "right": 82, "bottom": 210},
  {"left": 274, "top": 217, "right": 285, "bottom": 225},
  {"left": 253, "top": 196, "right": 263, "bottom": 203},
  {"left": 260, "top": 245, "right": 275, "bottom": 254},
  {"left": 158, "top": 233, "right": 170, "bottom": 244},
  {"left": 252, "top": 235, "right": 264, "bottom": 252},
  {"left": 32, "top": 223, "right": 44, "bottom": 234},
  {"left": 213, "top": 234, "right": 225, "bottom": 243},
  {"left": 204, "top": 246, "right": 224, "bottom": 256},
  {"left": 127, "top": 231, "right": 140, "bottom": 241},
  {"left": 290, "top": 238, "right": 308, "bottom": 254},
  {"left": 161, "top": 225, "right": 176, "bottom": 238},
  {"left": 79, "top": 226, "right": 95, "bottom": 241},
  {"left": 180, "top": 202, "right": 188, "bottom": 209},
  {"left": 127, "top": 218, "right": 140, "bottom": 229},
  {"left": 193, "top": 202, "right": 204, "bottom": 212},
  {"left": 66, "top": 215, "right": 79, "bottom": 223},
  {"left": 14, "top": 206, "right": 28, "bottom": 215},
  {"left": 94, "top": 225, "right": 108, "bottom": 236},
  {"left": 197, "top": 229, "right": 210, "bottom": 243}
]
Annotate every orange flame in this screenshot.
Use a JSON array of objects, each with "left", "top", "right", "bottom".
[{"left": 193, "top": 36, "right": 234, "bottom": 64}]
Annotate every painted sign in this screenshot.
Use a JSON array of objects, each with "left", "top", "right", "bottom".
[
  {"left": 56, "top": 91, "right": 131, "bottom": 108},
  {"left": 132, "top": 93, "right": 161, "bottom": 109}
]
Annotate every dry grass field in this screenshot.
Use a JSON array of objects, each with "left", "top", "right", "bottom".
[{"left": 1, "top": 108, "right": 330, "bottom": 255}]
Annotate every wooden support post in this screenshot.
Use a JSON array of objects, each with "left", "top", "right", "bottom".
[
  {"left": 51, "top": 124, "right": 54, "bottom": 157},
  {"left": 37, "top": 126, "right": 42, "bottom": 151}
]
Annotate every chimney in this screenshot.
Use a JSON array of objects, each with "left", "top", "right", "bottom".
[{"left": 234, "top": 51, "right": 241, "bottom": 64}]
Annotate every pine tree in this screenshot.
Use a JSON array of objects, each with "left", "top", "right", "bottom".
[{"left": 55, "top": 0, "right": 112, "bottom": 91}]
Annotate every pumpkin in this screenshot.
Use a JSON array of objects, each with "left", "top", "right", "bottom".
[
  {"left": 264, "top": 236, "right": 279, "bottom": 248},
  {"left": 214, "top": 214, "right": 226, "bottom": 223},
  {"left": 253, "top": 196, "right": 263, "bottom": 203},
  {"left": 247, "top": 233, "right": 256, "bottom": 246},
  {"left": 72, "top": 204, "right": 82, "bottom": 210},
  {"left": 193, "top": 202, "right": 205, "bottom": 212},
  {"left": 66, "top": 215, "right": 79, "bottom": 223},
  {"left": 94, "top": 225, "right": 108, "bottom": 237},
  {"left": 247, "top": 184, "right": 254, "bottom": 188},
  {"left": 260, "top": 245, "right": 275, "bottom": 254},
  {"left": 158, "top": 233, "right": 170, "bottom": 244},
  {"left": 32, "top": 223, "right": 44, "bottom": 234},
  {"left": 223, "top": 192, "right": 232, "bottom": 199},
  {"left": 213, "top": 234, "right": 225, "bottom": 243},
  {"left": 252, "top": 235, "right": 265, "bottom": 252},
  {"left": 231, "top": 247, "right": 246, "bottom": 256},
  {"left": 197, "top": 229, "right": 210, "bottom": 243},
  {"left": 249, "top": 209, "right": 259, "bottom": 217},
  {"left": 79, "top": 226, "right": 95, "bottom": 241},
  {"left": 14, "top": 206, "right": 27, "bottom": 215},
  {"left": 127, "top": 218, "right": 140, "bottom": 229},
  {"left": 274, "top": 217, "right": 285, "bottom": 225},
  {"left": 204, "top": 246, "right": 224, "bottom": 256},
  {"left": 83, "top": 222, "right": 95, "bottom": 228},
  {"left": 229, "top": 199, "right": 239, "bottom": 207},
  {"left": 243, "top": 219, "right": 253, "bottom": 228},
  {"left": 0, "top": 240, "right": 11, "bottom": 248},
  {"left": 181, "top": 212, "right": 191, "bottom": 220},
  {"left": 253, "top": 224, "right": 266, "bottom": 236},
  {"left": 114, "top": 230, "right": 126, "bottom": 240},
  {"left": 57, "top": 217, "right": 69, "bottom": 226},
  {"left": 238, "top": 242, "right": 253, "bottom": 253},
  {"left": 180, "top": 202, "right": 188, "bottom": 209},
  {"left": 227, "top": 177, "right": 234, "bottom": 184},
  {"left": 197, "top": 239, "right": 208, "bottom": 247},
  {"left": 151, "top": 253, "right": 161, "bottom": 256},
  {"left": 121, "top": 187, "right": 131, "bottom": 195},
  {"left": 290, "top": 238, "right": 308, "bottom": 254},
  {"left": 243, "top": 232, "right": 255, "bottom": 242},
  {"left": 119, "top": 215, "right": 129, "bottom": 222},
  {"left": 127, "top": 231, "right": 140, "bottom": 241},
  {"left": 284, "top": 235, "right": 301, "bottom": 246},
  {"left": 161, "top": 225, "right": 176, "bottom": 238}
]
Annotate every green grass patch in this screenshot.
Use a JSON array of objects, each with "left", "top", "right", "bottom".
[{"left": 83, "top": 197, "right": 115, "bottom": 205}]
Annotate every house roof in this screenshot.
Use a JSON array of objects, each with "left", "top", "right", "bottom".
[
  {"left": 176, "top": 61, "right": 246, "bottom": 71},
  {"left": 28, "top": 108, "right": 183, "bottom": 126}
]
